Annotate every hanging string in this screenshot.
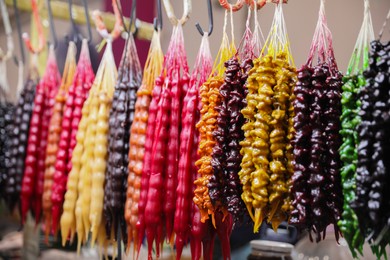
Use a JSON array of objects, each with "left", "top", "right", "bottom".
[
  {"left": 347, "top": 0, "right": 374, "bottom": 75},
  {"left": 378, "top": 8, "right": 390, "bottom": 40},
  {"left": 223, "top": 9, "right": 228, "bottom": 38},
  {"left": 306, "top": 0, "right": 334, "bottom": 67},
  {"left": 229, "top": 5, "right": 235, "bottom": 48},
  {"left": 261, "top": 0, "right": 292, "bottom": 64},
  {"left": 252, "top": 0, "right": 265, "bottom": 56},
  {"left": 245, "top": 5, "right": 251, "bottom": 30},
  {"left": 0, "top": 0, "right": 14, "bottom": 61}
]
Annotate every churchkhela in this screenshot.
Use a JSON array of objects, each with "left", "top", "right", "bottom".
[
  {"left": 338, "top": 0, "right": 373, "bottom": 257},
  {"left": 290, "top": 0, "right": 343, "bottom": 242},
  {"left": 239, "top": 1, "right": 296, "bottom": 233}
]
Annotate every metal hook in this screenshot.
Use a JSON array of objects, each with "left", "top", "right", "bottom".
[
  {"left": 114, "top": 0, "right": 138, "bottom": 37},
  {"left": 67, "top": 0, "right": 92, "bottom": 43},
  {"left": 45, "top": 0, "right": 58, "bottom": 49},
  {"left": 196, "top": 0, "right": 213, "bottom": 36},
  {"left": 12, "top": 0, "right": 25, "bottom": 65},
  {"left": 67, "top": 0, "right": 79, "bottom": 43},
  {"left": 81, "top": 0, "right": 93, "bottom": 43},
  {"left": 129, "top": 0, "right": 138, "bottom": 36},
  {"left": 130, "top": 0, "right": 137, "bottom": 26},
  {"left": 154, "top": 0, "right": 163, "bottom": 31},
  {"left": 115, "top": 0, "right": 128, "bottom": 33}
]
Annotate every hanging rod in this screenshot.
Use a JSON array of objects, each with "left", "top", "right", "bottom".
[{"left": 4, "top": 0, "right": 154, "bottom": 41}]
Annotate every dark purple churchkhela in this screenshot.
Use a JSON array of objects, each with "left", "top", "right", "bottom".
[
  {"left": 290, "top": 65, "right": 313, "bottom": 228},
  {"left": 241, "top": 58, "right": 253, "bottom": 101},
  {"left": 5, "top": 76, "right": 37, "bottom": 211},
  {"left": 0, "top": 98, "right": 15, "bottom": 200},
  {"left": 291, "top": 60, "right": 343, "bottom": 242},
  {"left": 308, "top": 64, "right": 330, "bottom": 242},
  {"left": 104, "top": 36, "right": 142, "bottom": 242},
  {"left": 322, "top": 58, "right": 343, "bottom": 242},
  {"left": 209, "top": 60, "right": 235, "bottom": 209},
  {"left": 226, "top": 57, "right": 249, "bottom": 224},
  {"left": 209, "top": 56, "right": 248, "bottom": 224},
  {"left": 352, "top": 41, "right": 390, "bottom": 247}
]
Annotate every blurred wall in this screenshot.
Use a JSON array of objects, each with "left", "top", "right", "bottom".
[
  {"left": 0, "top": 0, "right": 103, "bottom": 101},
  {"left": 176, "top": 0, "right": 390, "bottom": 71},
  {"left": 1, "top": 0, "right": 390, "bottom": 101}
]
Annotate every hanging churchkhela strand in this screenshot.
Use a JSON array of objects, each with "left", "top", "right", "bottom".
[
  {"left": 0, "top": 0, "right": 15, "bottom": 203},
  {"left": 338, "top": 0, "right": 374, "bottom": 257},
  {"left": 76, "top": 5, "right": 120, "bottom": 252},
  {"left": 136, "top": 1, "right": 192, "bottom": 258},
  {"left": 168, "top": 28, "right": 190, "bottom": 260},
  {"left": 59, "top": 39, "right": 95, "bottom": 244},
  {"left": 352, "top": 9, "right": 390, "bottom": 258},
  {"left": 194, "top": 3, "right": 243, "bottom": 259},
  {"left": 135, "top": 35, "right": 165, "bottom": 257},
  {"left": 47, "top": 43, "right": 77, "bottom": 234},
  {"left": 5, "top": 1, "right": 44, "bottom": 211},
  {"left": 6, "top": 69, "right": 38, "bottom": 212},
  {"left": 141, "top": 22, "right": 191, "bottom": 260},
  {"left": 105, "top": 16, "right": 142, "bottom": 247},
  {"left": 125, "top": 24, "right": 164, "bottom": 255},
  {"left": 184, "top": 30, "right": 213, "bottom": 260},
  {"left": 20, "top": 46, "right": 61, "bottom": 224},
  {"left": 239, "top": 1, "right": 296, "bottom": 233},
  {"left": 206, "top": 6, "right": 237, "bottom": 231},
  {"left": 0, "top": 86, "right": 14, "bottom": 201},
  {"left": 194, "top": 8, "right": 243, "bottom": 260},
  {"left": 192, "top": 12, "right": 233, "bottom": 225},
  {"left": 5, "top": 52, "right": 39, "bottom": 211},
  {"left": 290, "top": 0, "right": 343, "bottom": 242},
  {"left": 215, "top": 3, "right": 263, "bottom": 226},
  {"left": 0, "top": 90, "right": 14, "bottom": 202},
  {"left": 0, "top": 102, "right": 14, "bottom": 200},
  {"left": 59, "top": 1, "right": 122, "bottom": 254}
]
